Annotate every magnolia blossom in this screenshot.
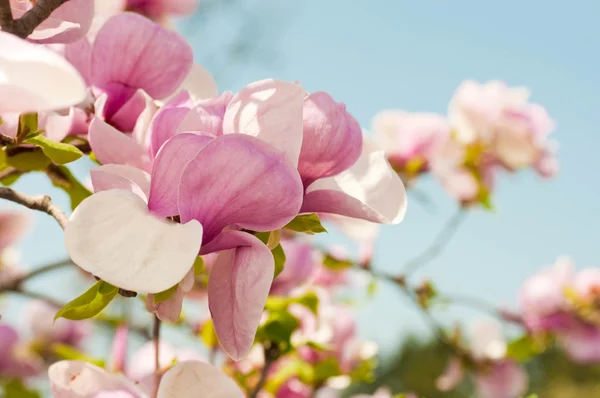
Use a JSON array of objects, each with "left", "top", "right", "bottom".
[
  {"left": 0, "top": 31, "right": 86, "bottom": 113},
  {"left": 372, "top": 110, "right": 449, "bottom": 177},
  {"left": 65, "top": 76, "right": 406, "bottom": 360},
  {"left": 449, "top": 80, "right": 556, "bottom": 172},
  {"left": 48, "top": 359, "right": 243, "bottom": 398},
  {"left": 95, "top": 0, "right": 198, "bottom": 22},
  {"left": 0, "top": 211, "right": 30, "bottom": 287},
  {"left": 0, "top": 323, "right": 43, "bottom": 379},
  {"left": 10, "top": 0, "right": 94, "bottom": 44},
  {"left": 519, "top": 260, "right": 600, "bottom": 363},
  {"left": 24, "top": 300, "right": 89, "bottom": 350},
  {"left": 437, "top": 319, "right": 528, "bottom": 398}
]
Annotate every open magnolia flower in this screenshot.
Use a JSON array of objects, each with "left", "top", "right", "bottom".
[
  {"left": 0, "top": 31, "right": 86, "bottom": 113},
  {"left": 10, "top": 0, "right": 94, "bottom": 44},
  {"left": 437, "top": 319, "right": 528, "bottom": 398},
  {"left": 65, "top": 132, "right": 303, "bottom": 359},
  {"left": 49, "top": 359, "right": 243, "bottom": 398}
]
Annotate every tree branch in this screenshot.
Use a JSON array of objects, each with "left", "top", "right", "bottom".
[
  {"left": 402, "top": 209, "right": 466, "bottom": 277},
  {"left": 0, "top": 0, "right": 69, "bottom": 39},
  {"left": 0, "top": 187, "right": 68, "bottom": 229},
  {"left": 153, "top": 316, "right": 161, "bottom": 398},
  {"left": 0, "top": 0, "right": 13, "bottom": 27},
  {"left": 248, "top": 342, "right": 279, "bottom": 398}
]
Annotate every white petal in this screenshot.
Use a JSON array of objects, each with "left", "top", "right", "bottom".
[
  {"left": 470, "top": 319, "right": 507, "bottom": 361},
  {"left": 64, "top": 190, "right": 203, "bottom": 294},
  {"left": 303, "top": 139, "right": 407, "bottom": 224},
  {"left": 48, "top": 360, "right": 148, "bottom": 398},
  {"left": 157, "top": 361, "right": 244, "bottom": 398},
  {"left": 0, "top": 31, "right": 86, "bottom": 113},
  {"left": 90, "top": 164, "right": 151, "bottom": 200}
]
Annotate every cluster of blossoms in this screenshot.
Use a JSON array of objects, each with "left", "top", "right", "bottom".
[
  {"left": 518, "top": 256, "right": 600, "bottom": 363},
  {"left": 372, "top": 80, "right": 557, "bottom": 207},
  {"left": 0, "top": 0, "right": 579, "bottom": 397},
  {"left": 0, "top": 0, "right": 409, "bottom": 396}
]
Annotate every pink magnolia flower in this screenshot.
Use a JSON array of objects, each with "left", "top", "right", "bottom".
[
  {"left": 518, "top": 256, "right": 573, "bottom": 331},
  {"left": 48, "top": 359, "right": 243, "bottom": 397},
  {"left": 0, "top": 31, "right": 86, "bottom": 113},
  {"left": 372, "top": 110, "right": 449, "bottom": 176},
  {"left": 437, "top": 319, "right": 528, "bottom": 398},
  {"left": 63, "top": 12, "right": 193, "bottom": 132},
  {"left": 24, "top": 300, "right": 89, "bottom": 349},
  {"left": 449, "top": 80, "right": 556, "bottom": 171},
  {"left": 65, "top": 132, "right": 303, "bottom": 360},
  {"left": 0, "top": 323, "right": 43, "bottom": 379},
  {"left": 270, "top": 238, "right": 316, "bottom": 295},
  {"left": 10, "top": 0, "right": 94, "bottom": 44},
  {"left": 276, "top": 379, "right": 312, "bottom": 398}
]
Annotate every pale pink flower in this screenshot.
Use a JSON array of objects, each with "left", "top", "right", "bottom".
[
  {"left": 24, "top": 300, "right": 89, "bottom": 349},
  {"left": 0, "top": 323, "right": 43, "bottom": 379},
  {"left": 372, "top": 110, "right": 449, "bottom": 175},
  {"left": 449, "top": 80, "right": 556, "bottom": 171},
  {"left": 49, "top": 359, "right": 243, "bottom": 397}
]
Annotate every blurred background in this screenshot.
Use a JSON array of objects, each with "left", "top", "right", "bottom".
[{"left": 3, "top": 0, "right": 600, "bottom": 396}]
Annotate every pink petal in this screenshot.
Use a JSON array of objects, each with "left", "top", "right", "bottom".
[
  {"left": 470, "top": 319, "right": 506, "bottom": 361},
  {"left": 299, "top": 91, "right": 362, "bottom": 185},
  {"left": 179, "top": 134, "right": 303, "bottom": 243},
  {"left": 91, "top": 13, "right": 193, "bottom": 99},
  {"left": 109, "top": 324, "right": 129, "bottom": 373},
  {"left": 157, "top": 361, "right": 244, "bottom": 398},
  {"left": 18, "top": 0, "right": 94, "bottom": 44},
  {"left": 90, "top": 164, "right": 151, "bottom": 200},
  {"left": 180, "top": 91, "right": 234, "bottom": 136},
  {"left": 148, "top": 91, "right": 196, "bottom": 158},
  {"left": 62, "top": 38, "right": 93, "bottom": 84},
  {"left": 0, "top": 31, "right": 86, "bottom": 113},
  {"left": 271, "top": 238, "right": 315, "bottom": 295},
  {"left": 65, "top": 190, "right": 203, "bottom": 293},
  {"left": 42, "top": 109, "right": 77, "bottom": 142},
  {"left": 48, "top": 360, "right": 147, "bottom": 398},
  {"left": 222, "top": 79, "right": 305, "bottom": 166},
  {"left": 148, "top": 132, "right": 214, "bottom": 217},
  {"left": 0, "top": 211, "right": 30, "bottom": 251},
  {"left": 146, "top": 286, "right": 185, "bottom": 323},
  {"left": 558, "top": 321, "right": 600, "bottom": 363},
  {"left": 436, "top": 357, "right": 464, "bottom": 391},
  {"left": 207, "top": 231, "right": 274, "bottom": 360},
  {"left": 302, "top": 140, "right": 407, "bottom": 224},
  {"left": 109, "top": 89, "right": 154, "bottom": 133},
  {"left": 474, "top": 360, "right": 528, "bottom": 398},
  {"left": 88, "top": 116, "right": 152, "bottom": 172}
]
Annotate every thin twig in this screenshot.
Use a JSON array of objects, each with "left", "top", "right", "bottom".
[
  {"left": 402, "top": 209, "right": 466, "bottom": 277},
  {"left": 249, "top": 342, "right": 279, "bottom": 398},
  {"left": 0, "top": 187, "right": 68, "bottom": 229},
  {"left": 1, "top": 0, "right": 69, "bottom": 39},
  {"left": 153, "top": 316, "right": 161, "bottom": 398},
  {"left": 13, "top": 258, "right": 73, "bottom": 286}
]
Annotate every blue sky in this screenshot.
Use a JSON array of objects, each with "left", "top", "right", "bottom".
[{"left": 4, "top": 0, "right": 599, "bottom": 357}]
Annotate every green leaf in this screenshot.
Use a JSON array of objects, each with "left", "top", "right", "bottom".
[
  {"left": 313, "top": 357, "right": 341, "bottom": 382},
  {"left": 284, "top": 213, "right": 327, "bottom": 234},
  {"left": 153, "top": 284, "right": 179, "bottom": 304},
  {"left": 54, "top": 281, "right": 118, "bottom": 321},
  {"left": 322, "top": 254, "right": 353, "bottom": 270},
  {"left": 295, "top": 291, "right": 318, "bottom": 314},
  {"left": 272, "top": 244, "right": 286, "bottom": 278},
  {"left": 264, "top": 358, "right": 313, "bottom": 394},
  {"left": 17, "top": 113, "right": 38, "bottom": 143},
  {"left": 200, "top": 319, "right": 219, "bottom": 348},
  {"left": 46, "top": 165, "right": 92, "bottom": 210},
  {"left": 26, "top": 135, "right": 83, "bottom": 165},
  {"left": 51, "top": 343, "right": 105, "bottom": 368},
  {"left": 506, "top": 334, "right": 545, "bottom": 362},
  {"left": 2, "top": 380, "right": 41, "bottom": 398},
  {"left": 257, "top": 310, "right": 300, "bottom": 354},
  {"left": 7, "top": 150, "right": 51, "bottom": 171}
]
